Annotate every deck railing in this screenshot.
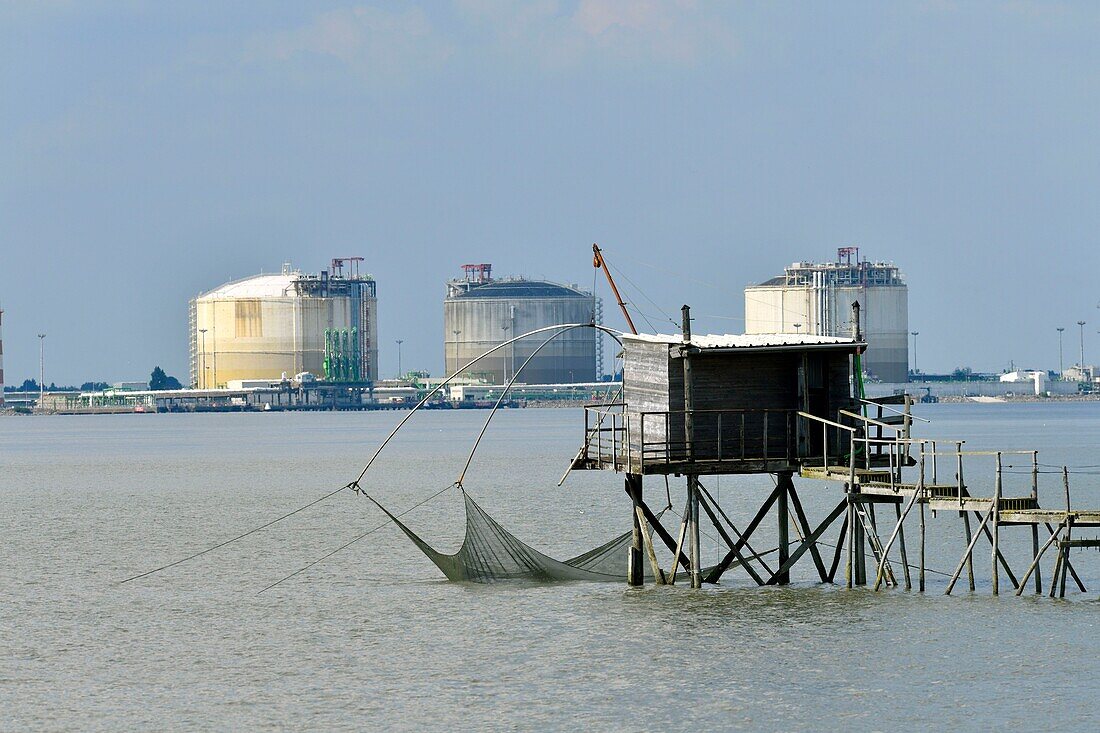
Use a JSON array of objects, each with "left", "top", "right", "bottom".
[{"left": 581, "top": 404, "right": 798, "bottom": 472}]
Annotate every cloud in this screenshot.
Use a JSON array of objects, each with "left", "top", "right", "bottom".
[
  {"left": 456, "top": 0, "right": 737, "bottom": 70},
  {"left": 242, "top": 6, "right": 454, "bottom": 82}
]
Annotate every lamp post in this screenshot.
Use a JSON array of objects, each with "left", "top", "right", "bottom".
[
  {"left": 395, "top": 339, "right": 404, "bottom": 379},
  {"left": 500, "top": 322, "right": 511, "bottom": 384},
  {"left": 1057, "top": 327, "right": 1065, "bottom": 378},
  {"left": 911, "top": 331, "right": 919, "bottom": 375},
  {"left": 1078, "top": 321, "right": 1087, "bottom": 368},
  {"left": 37, "top": 333, "right": 46, "bottom": 402},
  {"left": 199, "top": 329, "right": 208, "bottom": 389},
  {"left": 452, "top": 330, "right": 461, "bottom": 379},
  {"left": 793, "top": 323, "right": 802, "bottom": 334}
]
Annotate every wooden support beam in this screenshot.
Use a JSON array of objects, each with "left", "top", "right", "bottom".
[
  {"left": 945, "top": 505, "right": 993, "bottom": 595},
  {"left": 873, "top": 484, "right": 921, "bottom": 591},
  {"left": 635, "top": 506, "right": 666, "bottom": 585},
  {"left": 1031, "top": 524, "right": 1042, "bottom": 594},
  {"left": 626, "top": 475, "right": 644, "bottom": 587},
  {"left": 897, "top": 503, "right": 912, "bottom": 591},
  {"left": 828, "top": 514, "right": 848, "bottom": 584},
  {"left": 1016, "top": 519, "right": 1065, "bottom": 596},
  {"left": 1044, "top": 522, "right": 1086, "bottom": 593},
  {"left": 785, "top": 478, "right": 829, "bottom": 582},
  {"left": 695, "top": 482, "right": 775, "bottom": 576},
  {"left": 765, "top": 499, "right": 847, "bottom": 586},
  {"left": 777, "top": 476, "right": 790, "bottom": 586},
  {"left": 705, "top": 483, "right": 783, "bottom": 584},
  {"left": 640, "top": 500, "right": 691, "bottom": 578},
  {"left": 961, "top": 512, "right": 976, "bottom": 592},
  {"left": 696, "top": 489, "right": 765, "bottom": 586}
]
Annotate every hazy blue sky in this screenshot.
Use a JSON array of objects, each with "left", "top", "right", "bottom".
[{"left": 3, "top": 1, "right": 1099, "bottom": 385}]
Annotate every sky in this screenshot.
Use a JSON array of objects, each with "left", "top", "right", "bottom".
[{"left": 2, "top": 0, "right": 1099, "bottom": 385}]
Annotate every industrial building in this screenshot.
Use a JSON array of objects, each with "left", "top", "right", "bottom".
[
  {"left": 744, "top": 248, "right": 909, "bottom": 382},
  {"left": 443, "top": 264, "right": 601, "bottom": 384},
  {"left": 189, "top": 258, "right": 378, "bottom": 388}
]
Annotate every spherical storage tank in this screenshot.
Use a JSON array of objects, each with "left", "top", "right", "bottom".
[
  {"left": 444, "top": 268, "right": 600, "bottom": 384},
  {"left": 189, "top": 262, "right": 378, "bottom": 388}
]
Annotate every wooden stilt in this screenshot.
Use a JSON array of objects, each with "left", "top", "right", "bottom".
[
  {"left": 777, "top": 475, "right": 790, "bottom": 585},
  {"left": 897, "top": 503, "right": 912, "bottom": 591},
  {"left": 828, "top": 514, "right": 848, "bottom": 584},
  {"left": 635, "top": 506, "right": 666, "bottom": 585},
  {"left": 1031, "top": 524, "right": 1042, "bottom": 594},
  {"left": 765, "top": 499, "right": 847, "bottom": 586},
  {"left": 689, "top": 476, "right": 702, "bottom": 589},
  {"left": 696, "top": 482, "right": 775, "bottom": 576},
  {"left": 992, "top": 453, "right": 1001, "bottom": 596},
  {"left": 961, "top": 512, "right": 976, "bottom": 591},
  {"left": 945, "top": 505, "right": 994, "bottom": 595},
  {"left": 668, "top": 498, "right": 690, "bottom": 585},
  {"left": 637, "top": 501, "right": 691, "bottom": 576},
  {"left": 696, "top": 490, "right": 765, "bottom": 586},
  {"left": 1048, "top": 543, "right": 1063, "bottom": 598},
  {"left": 1043, "top": 522, "right": 1086, "bottom": 593},
  {"left": 845, "top": 485, "right": 854, "bottom": 589},
  {"left": 1016, "top": 519, "right": 1065, "bottom": 596},
  {"left": 873, "top": 489, "right": 919, "bottom": 591},
  {"left": 919, "top": 497, "right": 926, "bottom": 593},
  {"left": 705, "top": 483, "right": 783, "bottom": 584},
  {"left": 626, "top": 474, "right": 644, "bottom": 586},
  {"left": 786, "top": 479, "right": 829, "bottom": 582}
]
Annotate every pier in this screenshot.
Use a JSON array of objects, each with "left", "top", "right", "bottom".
[{"left": 574, "top": 304, "right": 1100, "bottom": 597}]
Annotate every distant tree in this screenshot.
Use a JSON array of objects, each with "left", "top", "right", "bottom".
[
  {"left": 149, "top": 366, "right": 183, "bottom": 391},
  {"left": 19, "top": 378, "right": 39, "bottom": 392},
  {"left": 81, "top": 382, "right": 110, "bottom": 391}
]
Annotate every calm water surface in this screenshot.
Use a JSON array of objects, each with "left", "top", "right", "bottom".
[{"left": 2, "top": 403, "right": 1099, "bottom": 731}]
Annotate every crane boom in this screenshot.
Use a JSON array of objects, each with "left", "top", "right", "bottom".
[{"left": 592, "top": 243, "right": 638, "bottom": 335}]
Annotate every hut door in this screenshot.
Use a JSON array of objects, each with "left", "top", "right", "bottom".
[{"left": 798, "top": 354, "right": 829, "bottom": 457}]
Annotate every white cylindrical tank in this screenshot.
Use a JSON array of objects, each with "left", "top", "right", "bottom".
[
  {"left": 444, "top": 278, "right": 598, "bottom": 383},
  {"left": 189, "top": 266, "right": 378, "bottom": 388}
]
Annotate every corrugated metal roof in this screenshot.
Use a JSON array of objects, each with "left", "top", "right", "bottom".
[
  {"left": 450, "top": 280, "right": 589, "bottom": 299},
  {"left": 623, "top": 333, "right": 860, "bottom": 349},
  {"left": 197, "top": 274, "right": 297, "bottom": 299}
]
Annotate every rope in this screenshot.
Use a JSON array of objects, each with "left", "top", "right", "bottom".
[
  {"left": 256, "top": 482, "right": 458, "bottom": 594},
  {"left": 118, "top": 483, "right": 353, "bottom": 584}
]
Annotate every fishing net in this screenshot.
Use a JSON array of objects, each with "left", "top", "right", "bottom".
[{"left": 369, "top": 490, "right": 661, "bottom": 582}]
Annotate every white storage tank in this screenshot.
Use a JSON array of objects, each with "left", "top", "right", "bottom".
[{"left": 189, "top": 261, "right": 378, "bottom": 388}]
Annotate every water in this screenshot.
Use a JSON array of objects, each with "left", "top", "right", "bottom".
[{"left": 3, "top": 403, "right": 1099, "bottom": 730}]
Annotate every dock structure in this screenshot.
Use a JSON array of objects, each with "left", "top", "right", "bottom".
[{"left": 574, "top": 303, "right": 1099, "bottom": 597}]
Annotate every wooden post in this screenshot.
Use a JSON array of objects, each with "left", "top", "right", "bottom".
[
  {"left": 919, "top": 495, "right": 926, "bottom": 592},
  {"left": 845, "top": 483, "right": 854, "bottom": 589},
  {"left": 668, "top": 498, "right": 690, "bottom": 585},
  {"left": 918, "top": 448, "right": 926, "bottom": 592},
  {"left": 680, "top": 304, "right": 702, "bottom": 589},
  {"left": 626, "top": 473, "right": 644, "bottom": 587},
  {"left": 689, "top": 476, "right": 702, "bottom": 589},
  {"left": 1061, "top": 467, "right": 1072, "bottom": 598},
  {"left": 1016, "top": 520, "right": 1064, "bottom": 596},
  {"left": 961, "top": 512, "right": 976, "bottom": 591},
  {"left": 635, "top": 506, "right": 666, "bottom": 585},
  {"left": 896, "top": 502, "right": 912, "bottom": 590},
  {"left": 1031, "top": 525, "right": 1042, "bottom": 594},
  {"left": 992, "top": 452, "right": 1001, "bottom": 596},
  {"left": 777, "top": 474, "right": 791, "bottom": 585},
  {"left": 945, "top": 505, "right": 994, "bottom": 595}
]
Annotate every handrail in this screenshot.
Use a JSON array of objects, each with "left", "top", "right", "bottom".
[
  {"left": 837, "top": 409, "right": 904, "bottom": 433},
  {"left": 797, "top": 411, "right": 856, "bottom": 433},
  {"left": 860, "top": 397, "right": 931, "bottom": 423}
]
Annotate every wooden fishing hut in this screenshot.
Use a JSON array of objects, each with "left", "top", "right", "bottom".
[{"left": 574, "top": 305, "right": 871, "bottom": 588}]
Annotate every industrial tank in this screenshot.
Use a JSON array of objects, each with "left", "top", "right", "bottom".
[
  {"left": 189, "top": 261, "right": 378, "bottom": 388},
  {"left": 443, "top": 266, "right": 599, "bottom": 384},
  {"left": 744, "top": 250, "right": 909, "bottom": 382}
]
